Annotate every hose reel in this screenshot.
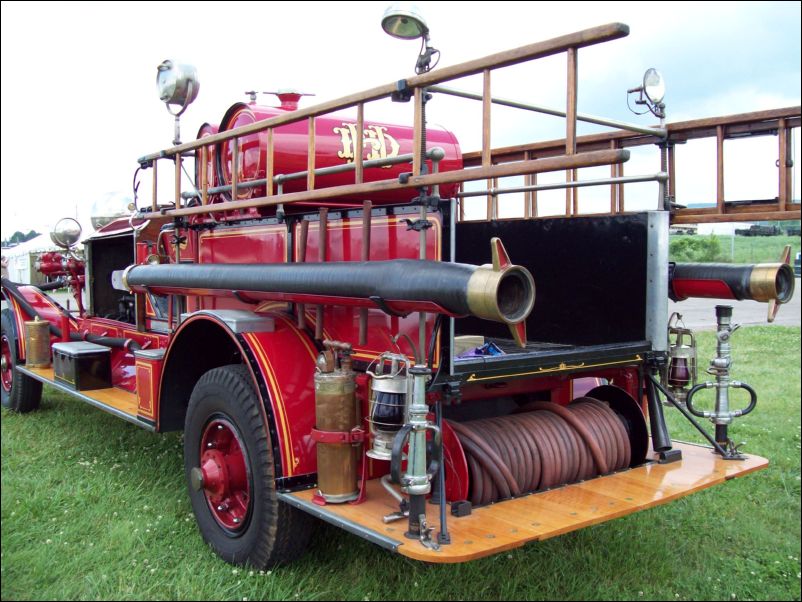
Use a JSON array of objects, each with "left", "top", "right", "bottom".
[{"left": 449, "top": 390, "right": 647, "bottom": 507}]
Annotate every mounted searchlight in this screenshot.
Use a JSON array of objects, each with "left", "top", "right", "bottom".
[
  {"left": 381, "top": 4, "right": 440, "bottom": 74},
  {"left": 628, "top": 67, "right": 666, "bottom": 121},
  {"left": 156, "top": 59, "right": 199, "bottom": 145}
]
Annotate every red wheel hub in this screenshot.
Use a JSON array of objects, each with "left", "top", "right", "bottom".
[
  {"left": 197, "top": 418, "right": 251, "bottom": 531},
  {"left": 1, "top": 334, "right": 13, "bottom": 394}
]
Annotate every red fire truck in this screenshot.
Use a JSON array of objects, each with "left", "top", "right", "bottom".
[{"left": 1, "top": 18, "right": 799, "bottom": 568}]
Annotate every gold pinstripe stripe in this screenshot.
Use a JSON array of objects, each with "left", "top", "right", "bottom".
[
  {"left": 135, "top": 362, "right": 154, "bottom": 418},
  {"left": 272, "top": 314, "right": 317, "bottom": 362},
  {"left": 199, "top": 226, "right": 287, "bottom": 240},
  {"left": 294, "top": 215, "right": 443, "bottom": 260},
  {"left": 466, "top": 356, "right": 643, "bottom": 382},
  {"left": 243, "top": 333, "right": 297, "bottom": 474},
  {"left": 9, "top": 298, "right": 26, "bottom": 357}
]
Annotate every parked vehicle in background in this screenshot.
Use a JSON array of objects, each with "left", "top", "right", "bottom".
[
  {"left": 670, "top": 225, "right": 698, "bottom": 235},
  {"left": 735, "top": 224, "right": 782, "bottom": 236}
]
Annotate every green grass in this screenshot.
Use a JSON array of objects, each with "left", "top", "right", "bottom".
[
  {"left": 2, "top": 327, "right": 800, "bottom": 600},
  {"left": 669, "top": 234, "right": 800, "bottom": 264}
]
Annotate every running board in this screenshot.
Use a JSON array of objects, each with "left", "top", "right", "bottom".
[
  {"left": 279, "top": 442, "right": 767, "bottom": 563},
  {"left": 18, "top": 366, "right": 155, "bottom": 431}
]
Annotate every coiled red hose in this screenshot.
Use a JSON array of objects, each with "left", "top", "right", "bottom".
[{"left": 450, "top": 398, "right": 632, "bottom": 506}]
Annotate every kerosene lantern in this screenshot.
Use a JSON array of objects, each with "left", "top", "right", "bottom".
[
  {"left": 366, "top": 352, "right": 410, "bottom": 460},
  {"left": 665, "top": 312, "right": 697, "bottom": 406}
]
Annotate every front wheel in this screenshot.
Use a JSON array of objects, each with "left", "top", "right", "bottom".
[
  {"left": 1, "top": 308, "right": 42, "bottom": 413},
  {"left": 184, "top": 364, "right": 313, "bottom": 568}
]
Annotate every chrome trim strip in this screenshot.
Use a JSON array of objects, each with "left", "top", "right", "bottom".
[
  {"left": 645, "top": 211, "right": 669, "bottom": 352},
  {"left": 179, "top": 310, "right": 275, "bottom": 333}
]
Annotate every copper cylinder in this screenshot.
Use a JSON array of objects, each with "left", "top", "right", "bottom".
[
  {"left": 314, "top": 362, "right": 359, "bottom": 503},
  {"left": 24, "top": 317, "right": 51, "bottom": 368}
]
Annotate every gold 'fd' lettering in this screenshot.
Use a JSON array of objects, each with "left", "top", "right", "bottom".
[{"left": 333, "top": 123, "right": 400, "bottom": 166}]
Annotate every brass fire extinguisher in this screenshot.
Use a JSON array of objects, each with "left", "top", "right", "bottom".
[{"left": 312, "top": 341, "right": 363, "bottom": 503}]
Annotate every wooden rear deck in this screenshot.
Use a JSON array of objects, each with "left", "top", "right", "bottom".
[
  {"left": 17, "top": 364, "right": 768, "bottom": 562},
  {"left": 281, "top": 442, "right": 767, "bottom": 563}
]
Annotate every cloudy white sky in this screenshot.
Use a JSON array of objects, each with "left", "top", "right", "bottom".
[{"left": 1, "top": 1, "right": 800, "bottom": 237}]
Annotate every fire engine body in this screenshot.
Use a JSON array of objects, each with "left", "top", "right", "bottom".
[{"left": 1, "top": 22, "right": 798, "bottom": 568}]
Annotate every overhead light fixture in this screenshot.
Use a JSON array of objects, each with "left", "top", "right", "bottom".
[{"left": 381, "top": 4, "right": 439, "bottom": 74}]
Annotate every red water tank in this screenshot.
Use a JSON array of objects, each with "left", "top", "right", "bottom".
[{"left": 213, "top": 98, "right": 462, "bottom": 207}]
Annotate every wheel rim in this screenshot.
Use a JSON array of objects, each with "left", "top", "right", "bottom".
[
  {"left": 1, "top": 334, "right": 13, "bottom": 394},
  {"left": 197, "top": 417, "right": 252, "bottom": 532}
]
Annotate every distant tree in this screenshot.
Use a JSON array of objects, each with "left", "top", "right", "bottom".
[{"left": 2, "top": 230, "right": 40, "bottom": 246}]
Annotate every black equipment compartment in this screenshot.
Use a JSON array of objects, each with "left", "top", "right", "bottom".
[{"left": 52, "top": 341, "right": 112, "bottom": 391}]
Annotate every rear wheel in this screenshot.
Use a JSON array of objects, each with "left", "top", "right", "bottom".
[
  {"left": 1, "top": 309, "right": 42, "bottom": 413},
  {"left": 184, "top": 364, "right": 313, "bottom": 568}
]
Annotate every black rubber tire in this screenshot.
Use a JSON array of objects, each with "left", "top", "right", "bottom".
[
  {"left": 184, "top": 364, "right": 313, "bottom": 568},
  {"left": 1, "top": 308, "right": 42, "bottom": 413}
]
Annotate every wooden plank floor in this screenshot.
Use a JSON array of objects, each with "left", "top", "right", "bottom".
[
  {"left": 287, "top": 442, "right": 768, "bottom": 563},
  {"left": 26, "top": 367, "right": 138, "bottom": 416}
]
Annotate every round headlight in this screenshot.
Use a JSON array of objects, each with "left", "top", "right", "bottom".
[{"left": 50, "top": 218, "right": 82, "bottom": 249}]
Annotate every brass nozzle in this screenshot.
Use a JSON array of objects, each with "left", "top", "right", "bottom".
[
  {"left": 749, "top": 263, "right": 795, "bottom": 303},
  {"left": 466, "top": 264, "right": 535, "bottom": 325}
]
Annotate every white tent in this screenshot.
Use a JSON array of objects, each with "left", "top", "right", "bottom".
[
  {"left": 2, "top": 212, "right": 97, "bottom": 285},
  {"left": 2, "top": 234, "right": 59, "bottom": 284}
]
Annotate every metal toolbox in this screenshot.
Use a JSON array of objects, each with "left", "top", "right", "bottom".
[{"left": 52, "top": 342, "right": 112, "bottom": 391}]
